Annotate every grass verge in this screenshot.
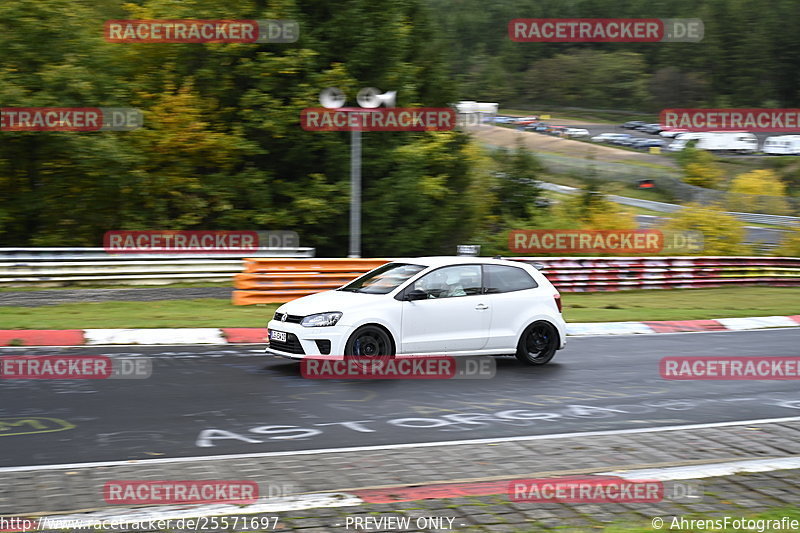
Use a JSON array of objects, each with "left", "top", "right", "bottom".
[
  {"left": 0, "top": 299, "right": 280, "bottom": 329},
  {"left": 563, "top": 286, "right": 799, "bottom": 322},
  {"left": 0, "top": 287, "right": 797, "bottom": 329}
]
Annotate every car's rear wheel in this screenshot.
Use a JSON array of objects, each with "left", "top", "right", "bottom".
[
  {"left": 344, "top": 325, "right": 394, "bottom": 357},
  {"left": 515, "top": 321, "right": 559, "bottom": 365}
]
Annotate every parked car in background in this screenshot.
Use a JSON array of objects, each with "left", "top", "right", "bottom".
[
  {"left": 622, "top": 120, "right": 647, "bottom": 129},
  {"left": 660, "top": 128, "right": 687, "bottom": 138},
  {"left": 763, "top": 135, "right": 800, "bottom": 155},
  {"left": 610, "top": 134, "right": 635, "bottom": 145},
  {"left": 641, "top": 123, "right": 663, "bottom": 134},
  {"left": 632, "top": 138, "right": 666, "bottom": 149},
  {"left": 513, "top": 116, "right": 539, "bottom": 125},
  {"left": 591, "top": 132, "right": 627, "bottom": 143},
  {"left": 562, "top": 128, "right": 590, "bottom": 138}
]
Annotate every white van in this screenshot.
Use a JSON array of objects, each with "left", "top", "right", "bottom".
[
  {"left": 763, "top": 135, "right": 800, "bottom": 155},
  {"left": 455, "top": 101, "right": 499, "bottom": 114},
  {"left": 668, "top": 132, "right": 758, "bottom": 154},
  {"left": 667, "top": 132, "right": 704, "bottom": 151}
]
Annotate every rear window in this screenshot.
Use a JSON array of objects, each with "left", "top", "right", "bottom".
[{"left": 484, "top": 265, "right": 538, "bottom": 294}]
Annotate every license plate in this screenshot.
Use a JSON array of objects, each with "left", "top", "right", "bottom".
[{"left": 269, "top": 330, "right": 287, "bottom": 343}]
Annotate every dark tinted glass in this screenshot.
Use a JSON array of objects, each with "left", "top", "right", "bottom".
[{"left": 484, "top": 265, "right": 537, "bottom": 294}]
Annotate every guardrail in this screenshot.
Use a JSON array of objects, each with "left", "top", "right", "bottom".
[
  {"left": 0, "top": 248, "right": 316, "bottom": 287},
  {"left": 0, "top": 247, "right": 315, "bottom": 261},
  {"left": 231, "top": 257, "right": 800, "bottom": 305},
  {"left": 539, "top": 182, "right": 799, "bottom": 226}
]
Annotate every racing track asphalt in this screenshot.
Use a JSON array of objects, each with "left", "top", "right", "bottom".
[{"left": 1, "top": 328, "right": 799, "bottom": 468}]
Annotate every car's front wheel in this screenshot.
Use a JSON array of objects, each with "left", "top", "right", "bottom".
[
  {"left": 515, "top": 321, "right": 559, "bottom": 365},
  {"left": 344, "top": 325, "right": 394, "bottom": 357}
]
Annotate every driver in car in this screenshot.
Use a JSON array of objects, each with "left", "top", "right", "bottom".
[{"left": 443, "top": 270, "right": 467, "bottom": 297}]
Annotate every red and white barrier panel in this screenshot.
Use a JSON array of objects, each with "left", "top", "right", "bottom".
[
  {"left": 232, "top": 257, "right": 800, "bottom": 304},
  {"left": 509, "top": 256, "right": 800, "bottom": 292}
]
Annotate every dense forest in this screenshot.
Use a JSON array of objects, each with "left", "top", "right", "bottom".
[
  {"left": 430, "top": 0, "right": 800, "bottom": 111},
  {"left": 1, "top": 0, "right": 798, "bottom": 254}
]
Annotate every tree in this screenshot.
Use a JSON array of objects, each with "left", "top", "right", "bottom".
[
  {"left": 679, "top": 148, "right": 725, "bottom": 189},
  {"left": 489, "top": 143, "right": 543, "bottom": 220},
  {"left": 659, "top": 203, "right": 751, "bottom": 255},
  {"left": 727, "top": 169, "right": 790, "bottom": 215},
  {"left": 775, "top": 228, "right": 800, "bottom": 257},
  {"left": 0, "top": 0, "right": 470, "bottom": 256},
  {"left": 523, "top": 50, "right": 650, "bottom": 110},
  {"left": 648, "top": 67, "right": 710, "bottom": 109}
]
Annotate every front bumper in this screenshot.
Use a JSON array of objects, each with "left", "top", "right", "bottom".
[{"left": 265, "top": 320, "right": 353, "bottom": 359}]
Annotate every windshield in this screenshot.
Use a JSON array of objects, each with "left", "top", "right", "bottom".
[{"left": 339, "top": 262, "right": 426, "bottom": 294}]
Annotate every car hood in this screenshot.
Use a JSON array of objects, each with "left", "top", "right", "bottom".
[{"left": 276, "top": 289, "right": 388, "bottom": 316}]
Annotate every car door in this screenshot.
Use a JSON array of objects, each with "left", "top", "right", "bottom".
[
  {"left": 482, "top": 264, "right": 542, "bottom": 351},
  {"left": 400, "top": 265, "right": 490, "bottom": 354}
]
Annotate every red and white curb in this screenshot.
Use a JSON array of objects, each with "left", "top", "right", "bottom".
[
  {"left": 10, "top": 455, "right": 800, "bottom": 529},
  {"left": 1, "top": 317, "right": 799, "bottom": 346}
]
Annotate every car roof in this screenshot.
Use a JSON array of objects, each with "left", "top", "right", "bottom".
[{"left": 390, "top": 256, "right": 534, "bottom": 268}]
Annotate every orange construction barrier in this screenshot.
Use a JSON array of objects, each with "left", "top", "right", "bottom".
[{"left": 232, "top": 258, "right": 390, "bottom": 305}]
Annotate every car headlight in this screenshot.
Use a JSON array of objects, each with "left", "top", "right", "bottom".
[{"left": 301, "top": 312, "right": 342, "bottom": 327}]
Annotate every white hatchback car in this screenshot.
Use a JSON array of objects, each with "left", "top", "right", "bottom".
[
  {"left": 563, "top": 128, "right": 590, "bottom": 138},
  {"left": 266, "top": 257, "right": 566, "bottom": 365}
]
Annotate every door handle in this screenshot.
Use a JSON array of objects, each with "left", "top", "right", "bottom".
[{"left": 475, "top": 303, "right": 489, "bottom": 310}]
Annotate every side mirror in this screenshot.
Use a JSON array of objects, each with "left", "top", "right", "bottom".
[{"left": 405, "top": 289, "right": 428, "bottom": 301}]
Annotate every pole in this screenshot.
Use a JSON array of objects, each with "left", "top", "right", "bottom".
[{"left": 348, "top": 128, "right": 361, "bottom": 258}]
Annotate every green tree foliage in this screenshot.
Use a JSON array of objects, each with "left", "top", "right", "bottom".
[
  {"left": 489, "top": 143, "right": 543, "bottom": 220},
  {"left": 679, "top": 148, "right": 725, "bottom": 188},
  {"left": 775, "top": 228, "right": 800, "bottom": 257},
  {"left": 727, "top": 169, "right": 790, "bottom": 215},
  {"left": 523, "top": 50, "right": 650, "bottom": 110},
  {"left": 4, "top": 0, "right": 800, "bottom": 255},
  {"left": 659, "top": 203, "right": 751, "bottom": 255},
  {"left": 551, "top": 179, "right": 637, "bottom": 231},
  {"left": 427, "top": 0, "right": 800, "bottom": 110},
  {"left": 1, "top": 0, "right": 479, "bottom": 256}
]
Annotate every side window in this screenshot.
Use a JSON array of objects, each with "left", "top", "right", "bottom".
[
  {"left": 411, "top": 265, "right": 482, "bottom": 299},
  {"left": 484, "top": 265, "right": 538, "bottom": 294}
]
